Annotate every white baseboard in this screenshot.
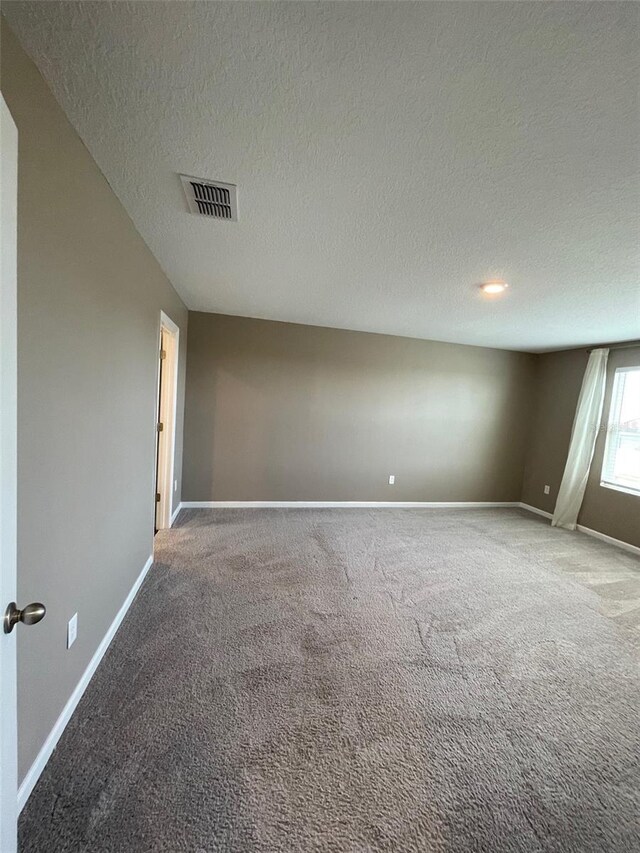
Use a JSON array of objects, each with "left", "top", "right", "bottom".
[
  {"left": 518, "top": 503, "right": 639, "bottom": 557},
  {"left": 180, "top": 500, "right": 521, "bottom": 509},
  {"left": 17, "top": 553, "right": 154, "bottom": 812},
  {"left": 576, "top": 524, "right": 640, "bottom": 557},
  {"left": 170, "top": 502, "right": 182, "bottom": 527},
  {"left": 518, "top": 502, "right": 553, "bottom": 520}
]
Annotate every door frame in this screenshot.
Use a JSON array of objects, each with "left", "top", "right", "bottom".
[
  {"left": 0, "top": 94, "right": 19, "bottom": 853},
  {"left": 155, "top": 311, "right": 179, "bottom": 530}
]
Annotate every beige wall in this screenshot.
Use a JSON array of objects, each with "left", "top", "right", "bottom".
[
  {"left": 1, "top": 21, "right": 188, "bottom": 781},
  {"left": 522, "top": 345, "right": 640, "bottom": 548},
  {"left": 183, "top": 312, "right": 536, "bottom": 503},
  {"left": 521, "top": 349, "right": 586, "bottom": 514}
]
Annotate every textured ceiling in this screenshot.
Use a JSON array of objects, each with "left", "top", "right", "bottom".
[{"left": 4, "top": 1, "right": 639, "bottom": 351}]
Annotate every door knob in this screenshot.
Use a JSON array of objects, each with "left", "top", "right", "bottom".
[{"left": 3, "top": 601, "right": 46, "bottom": 634}]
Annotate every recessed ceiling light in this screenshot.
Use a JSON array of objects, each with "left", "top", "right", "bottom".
[{"left": 479, "top": 280, "right": 509, "bottom": 295}]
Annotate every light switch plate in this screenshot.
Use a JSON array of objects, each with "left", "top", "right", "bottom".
[
  {"left": 388, "top": 475, "right": 395, "bottom": 485},
  {"left": 67, "top": 613, "right": 78, "bottom": 649},
  {"left": 544, "top": 485, "right": 550, "bottom": 495}
]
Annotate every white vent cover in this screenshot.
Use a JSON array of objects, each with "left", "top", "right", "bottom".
[{"left": 180, "top": 174, "right": 238, "bottom": 221}]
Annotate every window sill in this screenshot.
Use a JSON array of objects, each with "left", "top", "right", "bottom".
[{"left": 600, "top": 481, "right": 640, "bottom": 498}]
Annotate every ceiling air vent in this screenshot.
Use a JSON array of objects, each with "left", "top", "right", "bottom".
[{"left": 180, "top": 174, "right": 238, "bottom": 221}]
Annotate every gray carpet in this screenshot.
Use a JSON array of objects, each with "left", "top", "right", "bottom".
[{"left": 19, "top": 508, "right": 640, "bottom": 852}]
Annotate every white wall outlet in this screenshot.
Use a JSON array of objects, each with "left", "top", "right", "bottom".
[
  {"left": 388, "top": 475, "right": 395, "bottom": 485},
  {"left": 544, "top": 485, "right": 550, "bottom": 495},
  {"left": 67, "top": 613, "right": 78, "bottom": 649},
  {"left": 174, "top": 479, "right": 178, "bottom": 492}
]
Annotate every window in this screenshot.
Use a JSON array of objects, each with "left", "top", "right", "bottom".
[{"left": 601, "top": 366, "right": 640, "bottom": 495}]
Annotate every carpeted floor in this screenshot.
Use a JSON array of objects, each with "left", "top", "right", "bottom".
[{"left": 19, "top": 508, "right": 640, "bottom": 852}]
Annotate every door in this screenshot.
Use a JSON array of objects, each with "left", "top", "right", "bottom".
[
  {"left": 155, "top": 328, "right": 168, "bottom": 532},
  {"left": 154, "top": 313, "right": 179, "bottom": 531},
  {"left": 1, "top": 93, "right": 19, "bottom": 853},
  {"left": 1, "top": 95, "right": 46, "bottom": 850}
]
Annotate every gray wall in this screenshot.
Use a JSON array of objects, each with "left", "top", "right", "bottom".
[
  {"left": 1, "top": 21, "right": 188, "bottom": 781},
  {"left": 183, "top": 312, "right": 536, "bottom": 503},
  {"left": 522, "top": 345, "right": 640, "bottom": 548}
]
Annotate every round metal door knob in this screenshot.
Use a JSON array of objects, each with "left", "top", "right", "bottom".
[{"left": 3, "top": 601, "right": 46, "bottom": 634}]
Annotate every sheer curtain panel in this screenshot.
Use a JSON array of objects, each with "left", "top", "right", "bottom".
[{"left": 552, "top": 348, "right": 609, "bottom": 530}]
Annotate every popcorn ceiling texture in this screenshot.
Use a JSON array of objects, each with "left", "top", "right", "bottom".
[
  {"left": 19, "top": 508, "right": 640, "bottom": 852},
  {"left": 3, "top": 1, "right": 639, "bottom": 351}
]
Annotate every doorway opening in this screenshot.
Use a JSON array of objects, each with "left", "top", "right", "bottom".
[{"left": 155, "top": 312, "right": 179, "bottom": 532}]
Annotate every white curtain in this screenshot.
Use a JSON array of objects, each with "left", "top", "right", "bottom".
[{"left": 552, "top": 348, "right": 609, "bottom": 530}]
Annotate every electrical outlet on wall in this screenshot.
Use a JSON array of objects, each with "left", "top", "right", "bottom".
[
  {"left": 544, "top": 485, "right": 550, "bottom": 495},
  {"left": 67, "top": 613, "right": 78, "bottom": 649},
  {"left": 388, "top": 475, "right": 395, "bottom": 485}
]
